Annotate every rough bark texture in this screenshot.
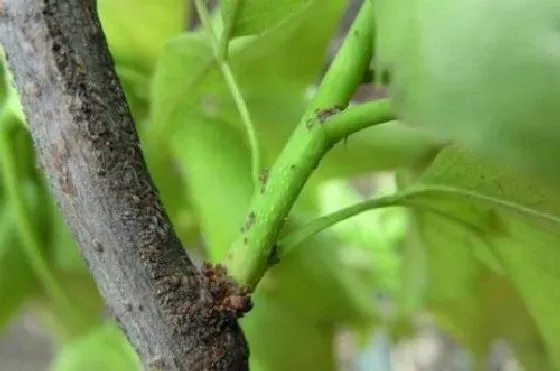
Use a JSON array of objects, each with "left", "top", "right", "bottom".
[{"left": 0, "top": 1, "right": 250, "bottom": 370}]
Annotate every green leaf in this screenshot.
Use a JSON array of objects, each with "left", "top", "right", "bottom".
[
  {"left": 50, "top": 207, "right": 85, "bottom": 273},
  {"left": 50, "top": 322, "right": 141, "bottom": 371},
  {"left": 115, "top": 66, "right": 151, "bottom": 126},
  {"left": 401, "top": 145, "right": 560, "bottom": 368},
  {"left": 406, "top": 210, "right": 550, "bottom": 370},
  {"left": 0, "top": 50, "right": 25, "bottom": 130},
  {"left": 241, "top": 292, "right": 336, "bottom": 371},
  {"left": 0, "top": 199, "right": 37, "bottom": 332},
  {"left": 152, "top": 0, "right": 346, "bottom": 132},
  {"left": 172, "top": 116, "right": 253, "bottom": 262},
  {"left": 98, "top": 0, "right": 188, "bottom": 71},
  {"left": 221, "top": 0, "right": 311, "bottom": 37},
  {"left": 378, "top": 0, "right": 560, "bottom": 185}
]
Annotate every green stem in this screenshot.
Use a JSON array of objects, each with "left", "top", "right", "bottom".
[
  {"left": 325, "top": 99, "right": 392, "bottom": 141},
  {"left": 223, "top": 0, "right": 387, "bottom": 290},
  {"left": 279, "top": 192, "right": 404, "bottom": 253},
  {"left": 279, "top": 189, "right": 496, "bottom": 256},
  {"left": 304, "top": 0, "right": 375, "bottom": 113},
  {"left": 219, "top": 63, "right": 260, "bottom": 182},
  {"left": 194, "top": 0, "right": 261, "bottom": 184},
  {"left": 0, "top": 129, "right": 78, "bottom": 326}
]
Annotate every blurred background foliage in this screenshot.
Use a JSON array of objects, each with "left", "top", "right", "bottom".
[{"left": 1, "top": 0, "right": 560, "bottom": 370}]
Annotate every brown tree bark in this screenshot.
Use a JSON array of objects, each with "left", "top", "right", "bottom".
[{"left": 0, "top": 1, "right": 250, "bottom": 370}]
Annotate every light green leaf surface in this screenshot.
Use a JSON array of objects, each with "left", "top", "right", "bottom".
[
  {"left": 172, "top": 116, "right": 253, "bottom": 262},
  {"left": 115, "top": 65, "right": 151, "bottom": 125},
  {"left": 410, "top": 209, "right": 550, "bottom": 370},
  {"left": 377, "top": 0, "right": 560, "bottom": 185},
  {"left": 221, "top": 0, "right": 310, "bottom": 37},
  {"left": 98, "top": 0, "right": 187, "bottom": 71},
  {"left": 240, "top": 291, "right": 336, "bottom": 371},
  {"left": 0, "top": 198, "right": 37, "bottom": 332},
  {"left": 401, "top": 146, "right": 560, "bottom": 368}
]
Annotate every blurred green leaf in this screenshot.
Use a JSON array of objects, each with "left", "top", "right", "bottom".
[
  {"left": 221, "top": 0, "right": 311, "bottom": 37},
  {"left": 0, "top": 66, "right": 45, "bottom": 332},
  {"left": 172, "top": 116, "right": 252, "bottom": 262},
  {"left": 415, "top": 213, "right": 552, "bottom": 371},
  {"left": 115, "top": 66, "right": 151, "bottom": 125},
  {"left": 0, "top": 199, "right": 38, "bottom": 332},
  {"left": 400, "top": 146, "right": 560, "bottom": 368},
  {"left": 377, "top": 0, "right": 560, "bottom": 185},
  {"left": 241, "top": 291, "right": 336, "bottom": 371},
  {"left": 98, "top": 0, "right": 188, "bottom": 72},
  {"left": 49, "top": 207, "right": 85, "bottom": 273},
  {"left": 0, "top": 52, "right": 25, "bottom": 131},
  {"left": 407, "top": 209, "right": 550, "bottom": 370},
  {"left": 50, "top": 322, "right": 141, "bottom": 371},
  {"left": 316, "top": 178, "right": 406, "bottom": 294},
  {"left": 35, "top": 274, "right": 104, "bottom": 343}
]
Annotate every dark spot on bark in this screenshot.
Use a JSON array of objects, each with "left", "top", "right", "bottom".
[
  {"left": 49, "top": 143, "right": 75, "bottom": 196},
  {"left": 137, "top": 304, "right": 144, "bottom": 312},
  {"left": 147, "top": 356, "right": 165, "bottom": 370},
  {"left": 23, "top": 81, "right": 41, "bottom": 97},
  {"left": 92, "top": 238, "right": 104, "bottom": 253},
  {"left": 125, "top": 302, "right": 133, "bottom": 312}
]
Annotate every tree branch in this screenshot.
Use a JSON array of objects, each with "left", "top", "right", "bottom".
[{"left": 0, "top": 1, "right": 249, "bottom": 370}]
